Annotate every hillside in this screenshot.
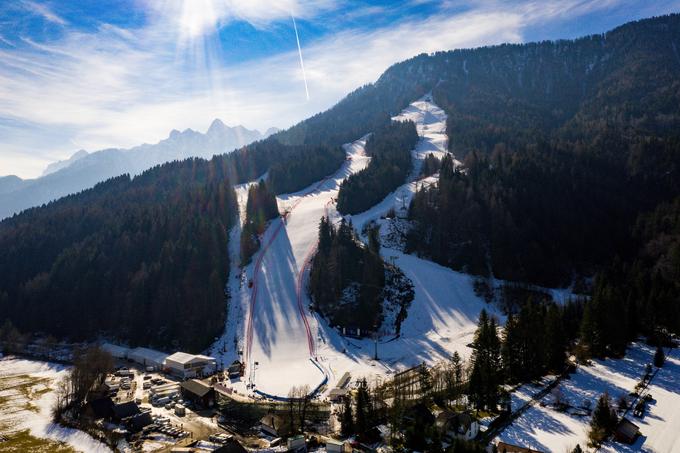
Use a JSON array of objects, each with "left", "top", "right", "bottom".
[
  {"left": 2, "top": 14, "right": 680, "bottom": 351},
  {"left": 0, "top": 121, "right": 272, "bottom": 220}
]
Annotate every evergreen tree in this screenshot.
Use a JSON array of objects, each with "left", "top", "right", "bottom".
[
  {"left": 341, "top": 397, "right": 354, "bottom": 437},
  {"left": 589, "top": 393, "right": 618, "bottom": 446},
  {"left": 654, "top": 346, "right": 665, "bottom": 367},
  {"left": 468, "top": 310, "right": 502, "bottom": 410}
]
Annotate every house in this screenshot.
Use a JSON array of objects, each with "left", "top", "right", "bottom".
[
  {"left": 83, "top": 397, "right": 114, "bottom": 420},
  {"left": 259, "top": 413, "right": 291, "bottom": 438},
  {"left": 112, "top": 401, "right": 140, "bottom": 422},
  {"left": 214, "top": 438, "right": 248, "bottom": 453},
  {"left": 165, "top": 352, "right": 217, "bottom": 378},
  {"left": 615, "top": 418, "right": 640, "bottom": 444},
  {"left": 227, "top": 360, "right": 244, "bottom": 379},
  {"left": 403, "top": 402, "right": 435, "bottom": 426},
  {"left": 287, "top": 434, "right": 306, "bottom": 452},
  {"left": 128, "top": 347, "right": 167, "bottom": 370},
  {"left": 126, "top": 411, "right": 153, "bottom": 432},
  {"left": 326, "top": 439, "right": 345, "bottom": 453},
  {"left": 328, "top": 388, "right": 349, "bottom": 403},
  {"left": 496, "top": 442, "right": 545, "bottom": 453},
  {"left": 435, "top": 411, "right": 479, "bottom": 441},
  {"left": 179, "top": 379, "right": 215, "bottom": 408}
]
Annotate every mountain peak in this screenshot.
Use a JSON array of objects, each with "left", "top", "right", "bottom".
[{"left": 207, "top": 119, "right": 228, "bottom": 135}]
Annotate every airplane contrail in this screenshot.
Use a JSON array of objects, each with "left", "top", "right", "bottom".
[{"left": 291, "top": 14, "right": 310, "bottom": 101}]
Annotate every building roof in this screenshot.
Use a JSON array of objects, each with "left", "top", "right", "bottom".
[
  {"left": 112, "top": 401, "right": 140, "bottom": 419},
  {"left": 85, "top": 397, "right": 114, "bottom": 419},
  {"left": 101, "top": 343, "right": 129, "bottom": 358},
  {"left": 436, "top": 411, "right": 475, "bottom": 434},
  {"left": 166, "top": 351, "right": 216, "bottom": 365},
  {"left": 616, "top": 418, "right": 640, "bottom": 439},
  {"left": 180, "top": 379, "right": 214, "bottom": 398},
  {"left": 214, "top": 439, "right": 248, "bottom": 453},
  {"left": 128, "top": 347, "right": 168, "bottom": 364}
]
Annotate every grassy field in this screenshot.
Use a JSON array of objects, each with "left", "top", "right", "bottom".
[{"left": 0, "top": 370, "right": 75, "bottom": 453}]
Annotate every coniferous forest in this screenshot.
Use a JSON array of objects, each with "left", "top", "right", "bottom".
[
  {"left": 1, "top": 14, "right": 680, "bottom": 354},
  {"left": 240, "top": 180, "right": 279, "bottom": 265},
  {"left": 0, "top": 159, "right": 236, "bottom": 351},
  {"left": 308, "top": 217, "right": 385, "bottom": 331},
  {"left": 336, "top": 121, "right": 419, "bottom": 215}
]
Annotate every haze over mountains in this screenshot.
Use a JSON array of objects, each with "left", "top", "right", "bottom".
[{"left": 0, "top": 121, "right": 278, "bottom": 219}]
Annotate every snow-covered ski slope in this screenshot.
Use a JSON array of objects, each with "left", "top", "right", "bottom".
[
  {"left": 309, "top": 95, "right": 498, "bottom": 390},
  {"left": 497, "top": 343, "right": 680, "bottom": 453},
  {"left": 210, "top": 95, "right": 496, "bottom": 398},
  {"left": 351, "top": 94, "right": 460, "bottom": 233},
  {"left": 221, "top": 138, "right": 371, "bottom": 399}
]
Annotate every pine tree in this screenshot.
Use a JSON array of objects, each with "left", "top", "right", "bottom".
[
  {"left": 654, "top": 346, "right": 665, "bottom": 367},
  {"left": 589, "top": 393, "right": 617, "bottom": 446},
  {"left": 341, "top": 396, "right": 354, "bottom": 437},
  {"left": 355, "top": 378, "right": 371, "bottom": 439},
  {"left": 468, "top": 310, "right": 502, "bottom": 410},
  {"left": 544, "top": 304, "right": 567, "bottom": 372}
]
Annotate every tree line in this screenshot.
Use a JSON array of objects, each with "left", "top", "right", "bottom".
[
  {"left": 240, "top": 180, "right": 279, "bottom": 265},
  {"left": 308, "top": 217, "right": 385, "bottom": 331},
  {"left": 337, "top": 121, "right": 419, "bottom": 215}
]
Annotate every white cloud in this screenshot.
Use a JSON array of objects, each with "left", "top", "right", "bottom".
[
  {"left": 0, "top": 0, "right": 677, "bottom": 178},
  {"left": 21, "top": 0, "right": 67, "bottom": 25}
]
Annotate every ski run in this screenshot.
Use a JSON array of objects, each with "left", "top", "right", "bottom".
[
  {"left": 209, "top": 94, "right": 498, "bottom": 399},
  {"left": 206, "top": 94, "right": 677, "bottom": 453}
]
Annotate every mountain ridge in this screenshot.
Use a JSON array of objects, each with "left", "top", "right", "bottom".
[{"left": 0, "top": 121, "right": 276, "bottom": 219}]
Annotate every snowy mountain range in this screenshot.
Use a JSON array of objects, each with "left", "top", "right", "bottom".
[{"left": 0, "top": 121, "right": 278, "bottom": 219}]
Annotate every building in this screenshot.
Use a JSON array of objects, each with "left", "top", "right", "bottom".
[
  {"left": 179, "top": 379, "right": 215, "bottom": 408},
  {"left": 615, "top": 418, "right": 640, "bottom": 444},
  {"left": 259, "top": 413, "right": 291, "bottom": 438},
  {"left": 227, "top": 360, "right": 244, "bottom": 379},
  {"left": 328, "top": 388, "right": 349, "bottom": 403},
  {"left": 287, "top": 435, "right": 306, "bottom": 452},
  {"left": 496, "top": 442, "right": 545, "bottom": 453},
  {"left": 435, "top": 411, "right": 479, "bottom": 441},
  {"left": 112, "top": 401, "right": 140, "bottom": 423},
  {"left": 101, "top": 343, "right": 129, "bottom": 360},
  {"left": 165, "top": 352, "right": 217, "bottom": 378},
  {"left": 326, "top": 439, "right": 345, "bottom": 453},
  {"left": 83, "top": 397, "right": 114, "bottom": 420},
  {"left": 128, "top": 347, "right": 168, "bottom": 370}
]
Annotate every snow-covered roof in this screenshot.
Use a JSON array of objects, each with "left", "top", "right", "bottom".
[
  {"left": 128, "top": 347, "right": 167, "bottom": 364},
  {"left": 165, "top": 351, "right": 215, "bottom": 365},
  {"left": 101, "top": 342, "right": 129, "bottom": 358}
]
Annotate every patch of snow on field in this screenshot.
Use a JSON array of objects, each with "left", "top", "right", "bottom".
[
  {"left": 497, "top": 343, "right": 680, "bottom": 453},
  {"left": 0, "top": 357, "right": 112, "bottom": 452}
]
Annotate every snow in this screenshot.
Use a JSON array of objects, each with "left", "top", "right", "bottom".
[
  {"left": 351, "top": 94, "right": 459, "bottom": 234},
  {"left": 496, "top": 343, "right": 680, "bottom": 453},
  {"left": 0, "top": 357, "right": 112, "bottom": 453},
  {"left": 209, "top": 95, "right": 495, "bottom": 399}
]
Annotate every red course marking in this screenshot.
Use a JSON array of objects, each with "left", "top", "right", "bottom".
[{"left": 244, "top": 159, "right": 352, "bottom": 372}]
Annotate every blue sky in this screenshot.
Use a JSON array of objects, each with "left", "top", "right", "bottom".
[{"left": 1, "top": 0, "right": 679, "bottom": 178}]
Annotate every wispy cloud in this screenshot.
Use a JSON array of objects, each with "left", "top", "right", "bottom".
[
  {"left": 0, "top": 0, "right": 678, "bottom": 178},
  {"left": 21, "top": 0, "right": 67, "bottom": 26}
]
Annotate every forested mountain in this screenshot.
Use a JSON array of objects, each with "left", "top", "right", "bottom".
[
  {"left": 337, "top": 121, "right": 418, "bottom": 215},
  {"left": 403, "top": 14, "right": 680, "bottom": 287},
  {"left": 0, "top": 159, "right": 236, "bottom": 351},
  {"left": 2, "top": 14, "right": 680, "bottom": 350},
  {"left": 0, "top": 121, "right": 272, "bottom": 220}
]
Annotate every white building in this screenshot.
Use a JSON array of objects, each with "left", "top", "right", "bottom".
[
  {"left": 164, "top": 352, "right": 216, "bottom": 378},
  {"left": 101, "top": 342, "right": 129, "bottom": 360},
  {"left": 128, "top": 347, "right": 168, "bottom": 370}
]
